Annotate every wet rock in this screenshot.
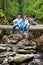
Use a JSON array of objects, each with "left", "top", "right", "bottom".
[
  {"left": 36, "top": 35, "right": 43, "bottom": 42},
  {"left": 8, "top": 54, "right": 34, "bottom": 64},
  {"left": 2, "top": 64, "right": 9, "bottom": 65},
  {"left": 36, "top": 42, "right": 43, "bottom": 52},
  {"left": 0, "top": 58, "right": 4, "bottom": 64},
  {"left": 0, "top": 47, "right": 6, "bottom": 52},
  {"left": 30, "top": 40, "right": 36, "bottom": 46},
  {"left": 17, "top": 49, "right": 31, "bottom": 54},
  {"left": 8, "top": 34, "right": 25, "bottom": 41},
  {"left": 28, "top": 59, "right": 43, "bottom": 65},
  {"left": 30, "top": 50, "right": 37, "bottom": 54},
  {"left": 2, "top": 35, "right": 11, "bottom": 44},
  {"left": 29, "top": 33, "right": 34, "bottom": 39},
  {"left": 0, "top": 45, "right": 13, "bottom": 52},
  {"left": 2, "top": 34, "right": 26, "bottom": 44},
  {"left": 0, "top": 52, "right": 16, "bottom": 58},
  {"left": 17, "top": 39, "right": 30, "bottom": 47},
  {"left": 41, "top": 63, "right": 43, "bottom": 65},
  {"left": 24, "top": 45, "right": 37, "bottom": 50},
  {"left": 0, "top": 30, "right": 5, "bottom": 39},
  {"left": 28, "top": 59, "right": 41, "bottom": 65}
]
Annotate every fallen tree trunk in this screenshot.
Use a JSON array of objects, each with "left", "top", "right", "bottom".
[
  {"left": 0, "top": 25, "right": 12, "bottom": 30},
  {"left": 0, "top": 25, "right": 43, "bottom": 31}
]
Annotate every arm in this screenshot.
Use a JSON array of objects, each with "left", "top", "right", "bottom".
[{"left": 13, "top": 19, "right": 17, "bottom": 24}]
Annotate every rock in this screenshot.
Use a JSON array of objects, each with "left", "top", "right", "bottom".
[
  {"left": 0, "top": 45, "right": 13, "bottom": 52},
  {"left": 36, "top": 35, "right": 43, "bottom": 42},
  {"left": 30, "top": 50, "right": 37, "bottom": 54},
  {"left": 2, "top": 35, "right": 11, "bottom": 44},
  {"left": 24, "top": 45, "right": 36, "bottom": 50},
  {"left": 29, "top": 33, "right": 34, "bottom": 39},
  {"left": 0, "top": 47, "right": 6, "bottom": 52},
  {"left": 17, "top": 39, "right": 30, "bottom": 47},
  {"left": 41, "top": 63, "right": 43, "bottom": 65},
  {"left": 0, "top": 30, "right": 5, "bottom": 39},
  {"left": 36, "top": 42, "right": 43, "bottom": 52},
  {"left": 0, "top": 52, "right": 16, "bottom": 58},
  {"left": 30, "top": 40, "right": 36, "bottom": 46},
  {"left": 17, "top": 49, "right": 31, "bottom": 54},
  {"left": 28, "top": 59, "right": 41, "bottom": 65},
  {"left": 8, "top": 54, "right": 34, "bottom": 64},
  {"left": 2, "top": 34, "right": 26, "bottom": 44},
  {"left": 10, "top": 40, "right": 17, "bottom": 44},
  {"left": 9, "top": 34, "right": 25, "bottom": 41},
  {"left": 0, "top": 58, "right": 4, "bottom": 63}
]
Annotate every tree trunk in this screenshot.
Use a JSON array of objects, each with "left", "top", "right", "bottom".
[
  {"left": 2, "top": 0, "right": 6, "bottom": 12},
  {"left": 0, "top": 25, "right": 43, "bottom": 31},
  {"left": 17, "top": 0, "right": 23, "bottom": 15}
]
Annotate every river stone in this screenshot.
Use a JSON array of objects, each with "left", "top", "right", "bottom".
[
  {"left": 8, "top": 34, "right": 25, "bottom": 41},
  {"left": 0, "top": 52, "right": 16, "bottom": 58},
  {"left": 17, "top": 39, "right": 30, "bottom": 47},
  {"left": 30, "top": 50, "right": 37, "bottom": 54},
  {"left": 28, "top": 59, "right": 41, "bottom": 65},
  {"left": 29, "top": 33, "right": 34, "bottom": 39},
  {"left": 36, "top": 42, "right": 43, "bottom": 52},
  {"left": 17, "top": 49, "right": 31, "bottom": 54},
  {"left": 0, "top": 47, "right": 6, "bottom": 52},
  {"left": 8, "top": 54, "right": 34, "bottom": 64},
  {"left": 24, "top": 45, "right": 36, "bottom": 50},
  {"left": 0, "top": 58, "right": 4, "bottom": 63},
  {"left": 30, "top": 40, "right": 36, "bottom": 46},
  {"left": 36, "top": 34, "right": 43, "bottom": 42},
  {"left": 2, "top": 35, "right": 11, "bottom": 43}
]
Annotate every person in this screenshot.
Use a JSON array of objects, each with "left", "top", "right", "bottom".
[
  {"left": 23, "top": 16, "right": 30, "bottom": 33},
  {"left": 13, "top": 15, "right": 22, "bottom": 24},
  {"left": 18, "top": 17, "right": 25, "bottom": 33},
  {"left": 12, "top": 15, "right": 22, "bottom": 33},
  {"left": 17, "top": 16, "right": 30, "bottom": 34},
  {"left": 23, "top": 16, "right": 30, "bottom": 38}
]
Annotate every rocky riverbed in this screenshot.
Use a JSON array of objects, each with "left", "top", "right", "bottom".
[{"left": 0, "top": 33, "right": 43, "bottom": 65}]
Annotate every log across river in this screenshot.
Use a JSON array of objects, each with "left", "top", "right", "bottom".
[{"left": 0, "top": 25, "right": 43, "bottom": 31}]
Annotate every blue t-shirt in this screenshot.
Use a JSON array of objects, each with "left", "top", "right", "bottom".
[{"left": 19, "top": 21, "right": 25, "bottom": 27}]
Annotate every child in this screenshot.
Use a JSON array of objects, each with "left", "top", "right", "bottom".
[{"left": 18, "top": 20, "right": 25, "bottom": 33}]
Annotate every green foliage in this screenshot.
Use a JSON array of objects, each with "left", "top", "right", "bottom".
[
  {"left": 6, "top": 0, "right": 19, "bottom": 16},
  {"left": 0, "top": 0, "right": 43, "bottom": 21},
  {"left": 0, "top": 9, "right": 11, "bottom": 35},
  {"left": 23, "top": 0, "right": 43, "bottom": 20},
  {"left": 0, "top": 9, "right": 4, "bottom": 17}
]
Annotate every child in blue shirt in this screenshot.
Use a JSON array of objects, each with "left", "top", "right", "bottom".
[{"left": 18, "top": 20, "right": 25, "bottom": 33}]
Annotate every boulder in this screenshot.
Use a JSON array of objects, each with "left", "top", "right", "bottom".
[
  {"left": 8, "top": 34, "right": 25, "bottom": 41},
  {"left": 8, "top": 54, "right": 34, "bottom": 64},
  {"left": 30, "top": 40, "right": 36, "bottom": 46},
  {"left": 17, "top": 39, "right": 30, "bottom": 47}
]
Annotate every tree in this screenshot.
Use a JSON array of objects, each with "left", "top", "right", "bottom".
[{"left": 17, "top": 0, "right": 23, "bottom": 15}]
